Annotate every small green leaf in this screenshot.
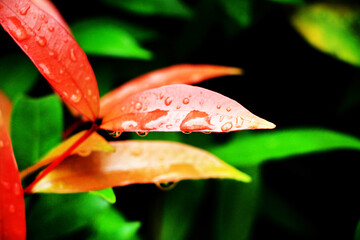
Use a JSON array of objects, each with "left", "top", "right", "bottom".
[
  {"left": 72, "top": 18, "right": 152, "bottom": 60},
  {"left": 11, "top": 95, "right": 63, "bottom": 170},
  {"left": 291, "top": 3, "right": 360, "bottom": 66},
  {"left": 355, "top": 218, "right": 360, "bottom": 240},
  {"left": 159, "top": 181, "right": 207, "bottom": 240},
  {"left": 0, "top": 54, "right": 38, "bottom": 100},
  {"left": 90, "top": 188, "right": 117, "bottom": 204},
  {"left": 214, "top": 166, "right": 261, "bottom": 240},
  {"left": 211, "top": 128, "right": 360, "bottom": 167}
]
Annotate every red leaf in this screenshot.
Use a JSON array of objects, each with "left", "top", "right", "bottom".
[
  {"left": 0, "top": 110, "right": 26, "bottom": 240},
  {"left": 100, "top": 84, "right": 275, "bottom": 133},
  {"left": 0, "top": 0, "right": 99, "bottom": 121},
  {"left": 31, "top": 140, "right": 251, "bottom": 193},
  {"left": 100, "top": 64, "right": 242, "bottom": 117}
]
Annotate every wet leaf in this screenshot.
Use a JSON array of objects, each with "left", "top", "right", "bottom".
[
  {"left": 72, "top": 18, "right": 152, "bottom": 60},
  {"left": 219, "top": 0, "right": 253, "bottom": 28},
  {"left": 0, "top": 108, "right": 26, "bottom": 240},
  {"left": 211, "top": 128, "right": 360, "bottom": 167},
  {"left": 101, "top": 84, "right": 275, "bottom": 133},
  {"left": 11, "top": 95, "right": 63, "bottom": 171},
  {"left": 291, "top": 3, "right": 360, "bottom": 67},
  {"left": 20, "top": 130, "right": 114, "bottom": 179},
  {"left": 102, "top": 0, "right": 192, "bottom": 19},
  {"left": 100, "top": 64, "right": 242, "bottom": 117},
  {"left": 0, "top": 53, "right": 38, "bottom": 101},
  {"left": 0, "top": 90, "right": 12, "bottom": 132},
  {"left": 0, "top": 0, "right": 100, "bottom": 121},
  {"left": 31, "top": 140, "right": 251, "bottom": 193}
]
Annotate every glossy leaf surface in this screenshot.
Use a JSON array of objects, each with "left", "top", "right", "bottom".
[
  {"left": 31, "top": 140, "right": 251, "bottom": 193},
  {"left": 292, "top": 3, "right": 360, "bottom": 66},
  {"left": 20, "top": 130, "right": 114, "bottom": 179},
  {"left": 72, "top": 18, "right": 152, "bottom": 60},
  {"left": 211, "top": 128, "right": 360, "bottom": 167},
  {"left": 0, "top": 109, "right": 26, "bottom": 240},
  {"left": 100, "top": 64, "right": 242, "bottom": 117},
  {"left": 101, "top": 84, "right": 275, "bottom": 133},
  {"left": 0, "top": 0, "right": 100, "bottom": 121},
  {"left": 11, "top": 95, "right": 63, "bottom": 171}
]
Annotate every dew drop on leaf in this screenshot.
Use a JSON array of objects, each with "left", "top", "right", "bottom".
[
  {"left": 108, "top": 131, "right": 122, "bottom": 138},
  {"left": 70, "top": 90, "right": 82, "bottom": 103},
  {"left": 0, "top": 140, "right": 4, "bottom": 147},
  {"left": 7, "top": 17, "right": 28, "bottom": 41},
  {"left": 221, "top": 122, "right": 233, "bottom": 132},
  {"left": 19, "top": 5, "right": 30, "bottom": 15},
  {"left": 235, "top": 116, "right": 244, "bottom": 128},
  {"left": 36, "top": 36, "right": 47, "bottom": 47},
  {"left": 136, "top": 132, "right": 148, "bottom": 137},
  {"left": 48, "top": 26, "right": 54, "bottom": 32},
  {"left": 183, "top": 98, "right": 190, "bottom": 104},
  {"left": 156, "top": 182, "right": 177, "bottom": 191},
  {"left": 70, "top": 48, "right": 77, "bottom": 61},
  {"left": 182, "top": 131, "right": 192, "bottom": 134},
  {"left": 164, "top": 97, "right": 173, "bottom": 106},
  {"left": 14, "top": 183, "right": 21, "bottom": 196},
  {"left": 226, "top": 107, "right": 231, "bottom": 112},
  {"left": 135, "top": 102, "right": 142, "bottom": 111}
]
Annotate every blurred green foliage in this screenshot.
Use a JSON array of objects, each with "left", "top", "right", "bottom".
[{"left": 2, "top": 0, "right": 360, "bottom": 239}]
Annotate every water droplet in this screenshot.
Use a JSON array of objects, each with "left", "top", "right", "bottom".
[
  {"left": 226, "top": 107, "right": 231, "bottom": 112},
  {"left": 38, "top": 63, "right": 51, "bottom": 77},
  {"left": 78, "top": 150, "right": 91, "bottom": 157},
  {"left": 62, "top": 91, "right": 68, "bottom": 97},
  {"left": 70, "top": 90, "right": 82, "bottom": 103},
  {"left": 48, "top": 51, "right": 55, "bottom": 56},
  {"left": 87, "top": 89, "right": 92, "bottom": 96},
  {"left": 183, "top": 98, "right": 190, "bottom": 104},
  {"left": 7, "top": 17, "right": 28, "bottom": 41},
  {"left": 235, "top": 116, "right": 244, "bottom": 128},
  {"left": 219, "top": 115, "right": 224, "bottom": 122},
  {"left": 182, "top": 131, "right": 191, "bottom": 134},
  {"left": 166, "top": 124, "right": 173, "bottom": 129},
  {"left": 156, "top": 182, "right": 177, "bottom": 191},
  {"left": 121, "top": 106, "right": 126, "bottom": 112},
  {"left": 14, "top": 183, "right": 21, "bottom": 196},
  {"left": 36, "top": 36, "right": 47, "bottom": 47},
  {"left": 9, "top": 204, "right": 15, "bottom": 213},
  {"left": 0, "top": 140, "right": 3, "bottom": 148},
  {"left": 70, "top": 48, "right": 77, "bottom": 61},
  {"left": 136, "top": 132, "right": 148, "bottom": 137},
  {"left": 108, "top": 131, "right": 122, "bottom": 138},
  {"left": 85, "top": 76, "right": 91, "bottom": 81},
  {"left": 48, "top": 26, "right": 54, "bottom": 32},
  {"left": 2, "top": 181, "right": 10, "bottom": 190},
  {"left": 19, "top": 5, "right": 30, "bottom": 15},
  {"left": 135, "top": 102, "right": 142, "bottom": 111},
  {"left": 221, "top": 122, "right": 233, "bottom": 132},
  {"left": 59, "top": 68, "right": 64, "bottom": 74},
  {"left": 216, "top": 104, "right": 221, "bottom": 109},
  {"left": 164, "top": 97, "right": 172, "bottom": 106}
]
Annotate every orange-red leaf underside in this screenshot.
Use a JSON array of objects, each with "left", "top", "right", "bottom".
[
  {"left": 101, "top": 84, "right": 275, "bottom": 133},
  {"left": 100, "top": 64, "right": 242, "bottom": 118},
  {"left": 31, "top": 140, "right": 251, "bottom": 193},
  {"left": 0, "top": 110, "right": 26, "bottom": 240},
  {"left": 0, "top": 0, "right": 99, "bottom": 121}
]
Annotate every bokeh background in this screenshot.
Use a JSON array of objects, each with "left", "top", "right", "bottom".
[{"left": 2, "top": 0, "right": 360, "bottom": 239}]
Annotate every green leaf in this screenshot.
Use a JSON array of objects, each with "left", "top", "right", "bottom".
[
  {"left": 102, "top": 0, "right": 192, "bottom": 18},
  {"left": 72, "top": 18, "right": 152, "bottom": 60},
  {"left": 291, "top": 3, "right": 360, "bottom": 67},
  {"left": 90, "top": 188, "right": 117, "bottom": 204},
  {"left": 214, "top": 166, "right": 261, "bottom": 240},
  {"left": 11, "top": 95, "right": 63, "bottom": 170},
  {"left": 355, "top": 218, "right": 360, "bottom": 240},
  {"left": 211, "top": 128, "right": 360, "bottom": 167},
  {"left": 219, "top": 0, "right": 253, "bottom": 28},
  {"left": 159, "top": 180, "right": 207, "bottom": 240},
  {"left": 0, "top": 53, "right": 38, "bottom": 100},
  {"left": 89, "top": 206, "right": 141, "bottom": 240}
]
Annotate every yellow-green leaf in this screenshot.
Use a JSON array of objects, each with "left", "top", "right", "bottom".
[{"left": 31, "top": 140, "right": 251, "bottom": 193}]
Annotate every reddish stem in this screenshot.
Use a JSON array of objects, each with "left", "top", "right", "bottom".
[{"left": 24, "top": 124, "right": 97, "bottom": 194}]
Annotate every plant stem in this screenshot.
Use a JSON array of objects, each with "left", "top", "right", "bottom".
[{"left": 23, "top": 124, "right": 97, "bottom": 195}]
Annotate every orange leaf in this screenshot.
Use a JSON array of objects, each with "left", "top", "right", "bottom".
[
  {"left": 0, "top": 90, "right": 12, "bottom": 132},
  {"left": 0, "top": 109, "right": 26, "bottom": 240},
  {"left": 20, "top": 130, "right": 114, "bottom": 179},
  {"left": 31, "top": 140, "right": 251, "bottom": 193},
  {"left": 100, "top": 64, "right": 242, "bottom": 117},
  {"left": 101, "top": 84, "right": 275, "bottom": 133},
  {"left": 0, "top": 0, "right": 100, "bottom": 121}
]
